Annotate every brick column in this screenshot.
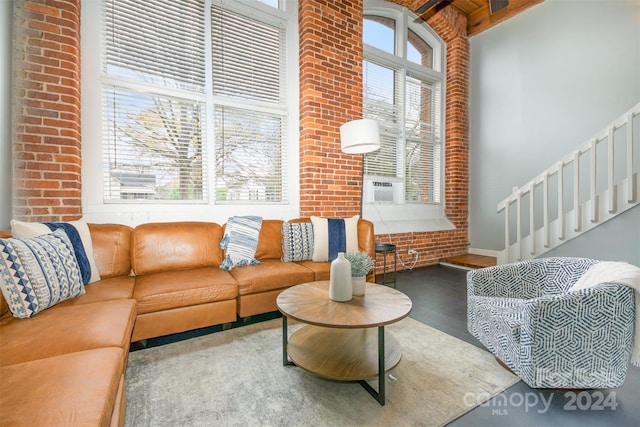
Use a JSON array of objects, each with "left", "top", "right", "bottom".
[
  {"left": 298, "top": 0, "right": 364, "bottom": 217},
  {"left": 428, "top": 6, "right": 470, "bottom": 233},
  {"left": 12, "top": 0, "right": 82, "bottom": 222}
]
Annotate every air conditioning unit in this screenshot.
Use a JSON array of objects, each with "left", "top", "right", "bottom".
[{"left": 363, "top": 179, "right": 403, "bottom": 203}]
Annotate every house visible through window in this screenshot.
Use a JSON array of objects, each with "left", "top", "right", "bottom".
[
  {"left": 102, "top": 0, "right": 289, "bottom": 203},
  {"left": 362, "top": 2, "right": 445, "bottom": 230}
]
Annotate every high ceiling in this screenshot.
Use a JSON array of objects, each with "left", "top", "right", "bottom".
[{"left": 416, "top": 0, "right": 544, "bottom": 36}]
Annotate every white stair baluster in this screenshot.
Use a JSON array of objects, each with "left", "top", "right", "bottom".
[
  {"left": 516, "top": 189, "right": 522, "bottom": 260},
  {"left": 590, "top": 138, "right": 597, "bottom": 223},
  {"left": 530, "top": 186, "right": 535, "bottom": 255},
  {"left": 573, "top": 151, "right": 580, "bottom": 232},
  {"left": 557, "top": 162, "right": 564, "bottom": 240},
  {"left": 608, "top": 126, "right": 616, "bottom": 213},
  {"left": 504, "top": 201, "right": 510, "bottom": 263},
  {"left": 628, "top": 112, "right": 635, "bottom": 203},
  {"left": 543, "top": 173, "right": 549, "bottom": 248}
]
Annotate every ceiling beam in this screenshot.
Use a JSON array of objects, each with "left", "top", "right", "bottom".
[
  {"left": 467, "top": 0, "right": 545, "bottom": 36},
  {"left": 415, "top": 0, "right": 449, "bottom": 16}
]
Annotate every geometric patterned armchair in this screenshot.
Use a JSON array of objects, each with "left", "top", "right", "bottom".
[{"left": 467, "top": 257, "right": 636, "bottom": 389}]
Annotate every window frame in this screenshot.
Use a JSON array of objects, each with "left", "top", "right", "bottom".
[
  {"left": 362, "top": 1, "right": 452, "bottom": 234},
  {"left": 80, "top": 0, "right": 300, "bottom": 224}
]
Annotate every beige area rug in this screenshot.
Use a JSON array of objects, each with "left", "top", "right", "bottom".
[{"left": 125, "top": 317, "right": 519, "bottom": 427}]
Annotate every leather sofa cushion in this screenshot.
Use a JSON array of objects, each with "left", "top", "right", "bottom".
[
  {"left": 295, "top": 260, "right": 331, "bottom": 281},
  {"left": 230, "top": 259, "right": 315, "bottom": 295},
  {"left": 132, "top": 222, "right": 224, "bottom": 275},
  {"left": 56, "top": 276, "right": 135, "bottom": 308},
  {"left": 133, "top": 267, "right": 238, "bottom": 315},
  {"left": 254, "top": 219, "right": 284, "bottom": 260},
  {"left": 89, "top": 223, "right": 133, "bottom": 279},
  {"left": 0, "top": 347, "right": 123, "bottom": 427},
  {"left": 0, "top": 299, "right": 136, "bottom": 367}
]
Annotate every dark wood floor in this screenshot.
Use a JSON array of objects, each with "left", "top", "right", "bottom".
[
  {"left": 395, "top": 265, "right": 640, "bottom": 427},
  {"left": 136, "top": 265, "right": 640, "bottom": 426}
]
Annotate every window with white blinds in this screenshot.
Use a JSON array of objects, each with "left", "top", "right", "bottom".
[
  {"left": 363, "top": 59, "right": 400, "bottom": 179},
  {"left": 405, "top": 74, "right": 441, "bottom": 203},
  {"left": 104, "top": 0, "right": 205, "bottom": 92},
  {"left": 103, "top": 89, "right": 206, "bottom": 201},
  {"left": 102, "top": 0, "right": 289, "bottom": 203},
  {"left": 363, "top": 10, "right": 443, "bottom": 206},
  {"left": 211, "top": 6, "right": 283, "bottom": 103},
  {"left": 215, "top": 107, "right": 284, "bottom": 201}
]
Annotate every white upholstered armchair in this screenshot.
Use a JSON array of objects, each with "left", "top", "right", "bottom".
[{"left": 467, "top": 257, "right": 636, "bottom": 389}]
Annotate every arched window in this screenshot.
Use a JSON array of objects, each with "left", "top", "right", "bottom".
[{"left": 363, "top": 1, "right": 449, "bottom": 232}]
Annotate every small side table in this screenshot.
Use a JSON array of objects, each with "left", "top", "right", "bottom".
[{"left": 375, "top": 243, "right": 397, "bottom": 288}]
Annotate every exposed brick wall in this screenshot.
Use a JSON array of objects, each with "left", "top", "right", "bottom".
[
  {"left": 12, "top": 0, "right": 82, "bottom": 222},
  {"left": 298, "top": 0, "right": 365, "bottom": 218},
  {"left": 297, "top": 0, "right": 470, "bottom": 270},
  {"left": 12, "top": 0, "right": 470, "bottom": 270}
]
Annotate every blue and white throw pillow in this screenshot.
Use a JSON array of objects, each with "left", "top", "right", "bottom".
[
  {"left": 10, "top": 219, "right": 100, "bottom": 284},
  {"left": 219, "top": 216, "right": 263, "bottom": 271},
  {"left": 281, "top": 222, "right": 314, "bottom": 262},
  {"left": 0, "top": 229, "right": 85, "bottom": 318},
  {"left": 310, "top": 215, "right": 359, "bottom": 262}
]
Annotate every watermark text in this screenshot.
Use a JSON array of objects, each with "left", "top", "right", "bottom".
[{"left": 463, "top": 390, "right": 618, "bottom": 416}]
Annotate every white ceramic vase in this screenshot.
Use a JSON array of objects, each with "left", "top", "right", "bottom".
[
  {"left": 352, "top": 276, "right": 366, "bottom": 296},
  {"left": 329, "top": 252, "right": 352, "bottom": 302}
]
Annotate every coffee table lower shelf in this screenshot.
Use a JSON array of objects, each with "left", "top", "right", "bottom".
[{"left": 282, "top": 319, "right": 401, "bottom": 405}]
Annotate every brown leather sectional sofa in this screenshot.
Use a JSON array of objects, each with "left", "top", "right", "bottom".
[{"left": 0, "top": 217, "right": 375, "bottom": 426}]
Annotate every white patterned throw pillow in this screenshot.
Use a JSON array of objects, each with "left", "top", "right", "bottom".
[
  {"left": 219, "top": 216, "right": 263, "bottom": 271},
  {"left": 281, "top": 222, "right": 314, "bottom": 262},
  {"left": 310, "top": 215, "right": 359, "bottom": 262},
  {"left": 0, "top": 229, "right": 85, "bottom": 318},
  {"left": 10, "top": 219, "right": 101, "bottom": 284}
]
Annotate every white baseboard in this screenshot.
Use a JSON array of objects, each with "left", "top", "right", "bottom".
[{"left": 467, "top": 248, "right": 499, "bottom": 258}]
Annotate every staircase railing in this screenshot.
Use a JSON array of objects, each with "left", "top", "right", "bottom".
[{"left": 497, "top": 102, "right": 640, "bottom": 264}]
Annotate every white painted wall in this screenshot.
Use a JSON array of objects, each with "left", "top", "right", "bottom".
[
  {"left": 0, "top": 1, "right": 12, "bottom": 229},
  {"left": 469, "top": 0, "right": 640, "bottom": 263}
]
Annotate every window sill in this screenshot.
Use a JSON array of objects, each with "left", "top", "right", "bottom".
[{"left": 362, "top": 203, "right": 455, "bottom": 234}]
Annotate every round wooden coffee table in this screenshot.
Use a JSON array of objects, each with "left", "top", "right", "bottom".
[{"left": 276, "top": 280, "right": 412, "bottom": 405}]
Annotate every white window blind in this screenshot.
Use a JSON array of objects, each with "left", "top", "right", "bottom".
[
  {"left": 363, "top": 8, "right": 443, "bottom": 205},
  {"left": 211, "top": 3, "right": 288, "bottom": 202},
  {"left": 102, "top": 89, "right": 206, "bottom": 201},
  {"left": 104, "top": 0, "right": 205, "bottom": 91},
  {"left": 103, "top": 0, "right": 206, "bottom": 202},
  {"left": 101, "top": 0, "right": 289, "bottom": 204},
  {"left": 215, "top": 107, "right": 285, "bottom": 202},
  {"left": 405, "top": 73, "right": 441, "bottom": 203},
  {"left": 211, "top": 6, "right": 284, "bottom": 103},
  {"left": 363, "top": 59, "right": 400, "bottom": 179}
]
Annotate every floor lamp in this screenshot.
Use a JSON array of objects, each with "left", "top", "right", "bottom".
[{"left": 339, "top": 119, "right": 381, "bottom": 217}]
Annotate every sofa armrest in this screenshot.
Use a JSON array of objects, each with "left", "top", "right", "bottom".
[{"left": 357, "top": 218, "right": 375, "bottom": 258}]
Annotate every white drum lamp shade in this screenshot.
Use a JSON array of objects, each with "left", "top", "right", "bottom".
[{"left": 340, "top": 119, "right": 380, "bottom": 154}]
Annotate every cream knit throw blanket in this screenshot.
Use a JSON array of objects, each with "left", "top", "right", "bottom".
[{"left": 571, "top": 261, "right": 640, "bottom": 367}]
